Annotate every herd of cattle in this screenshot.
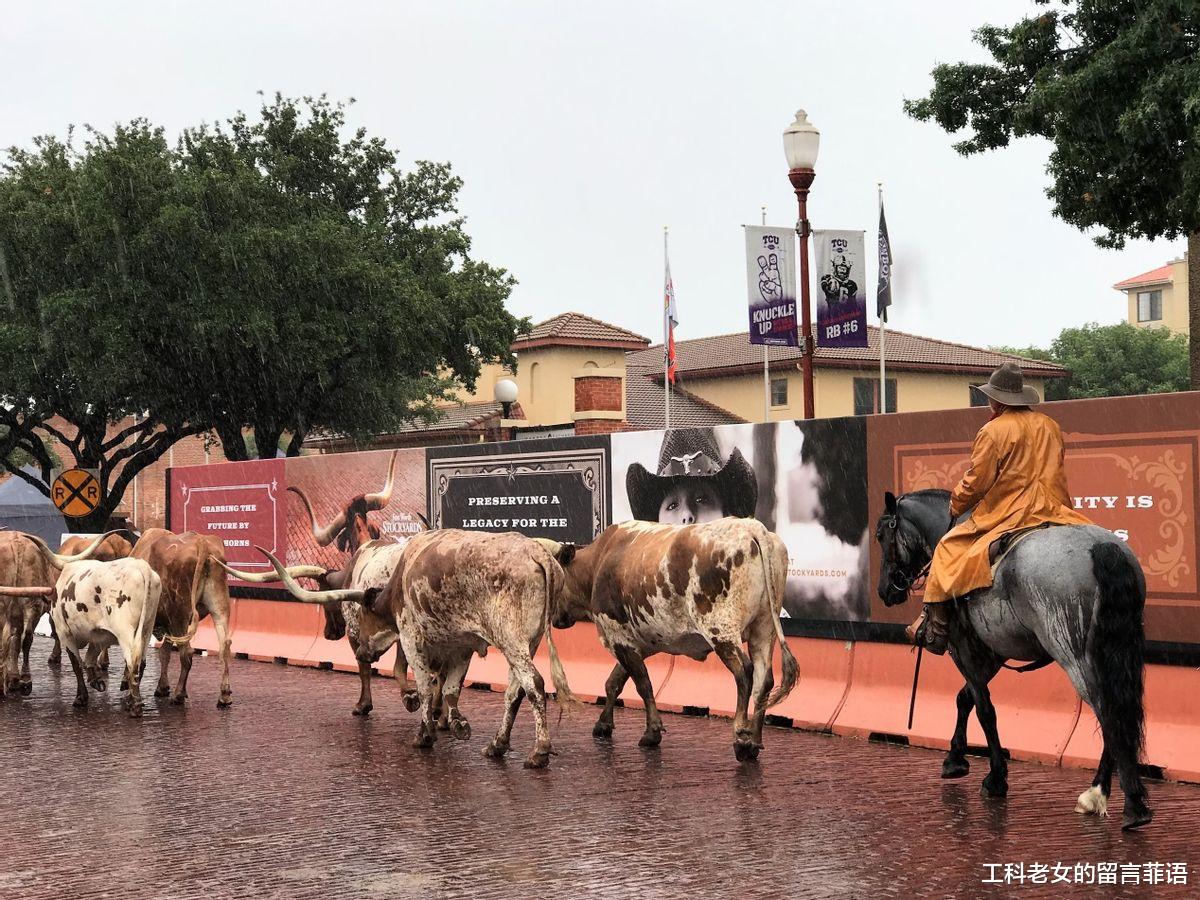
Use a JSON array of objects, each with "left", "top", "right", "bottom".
[{"left": 0, "top": 496, "right": 797, "bottom": 767}]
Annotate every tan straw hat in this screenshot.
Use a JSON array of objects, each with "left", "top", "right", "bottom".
[{"left": 973, "top": 362, "right": 1041, "bottom": 406}]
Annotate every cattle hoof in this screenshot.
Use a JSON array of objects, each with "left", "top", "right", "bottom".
[
  {"left": 90, "top": 679, "right": 107, "bottom": 692},
  {"left": 734, "top": 740, "right": 760, "bottom": 762},
  {"left": 483, "top": 740, "right": 509, "bottom": 759},
  {"left": 47, "top": 655, "right": 61, "bottom": 669},
  {"left": 73, "top": 695, "right": 88, "bottom": 709},
  {"left": 1122, "top": 801, "right": 1153, "bottom": 831},
  {"left": 128, "top": 703, "right": 144, "bottom": 719},
  {"left": 592, "top": 721, "right": 613, "bottom": 740},
  {"left": 217, "top": 694, "right": 233, "bottom": 709},
  {"left": 638, "top": 729, "right": 663, "bottom": 749},
  {"left": 981, "top": 773, "right": 1008, "bottom": 798},
  {"left": 402, "top": 692, "right": 421, "bottom": 713},
  {"left": 412, "top": 726, "right": 435, "bottom": 749},
  {"left": 154, "top": 685, "right": 170, "bottom": 699},
  {"left": 941, "top": 756, "right": 970, "bottom": 779},
  {"left": 352, "top": 703, "right": 372, "bottom": 717},
  {"left": 449, "top": 718, "right": 472, "bottom": 741},
  {"left": 523, "top": 751, "right": 551, "bottom": 769},
  {"left": 19, "top": 681, "right": 33, "bottom": 697},
  {"left": 171, "top": 693, "right": 188, "bottom": 706},
  {"left": 436, "top": 718, "right": 450, "bottom": 732}
]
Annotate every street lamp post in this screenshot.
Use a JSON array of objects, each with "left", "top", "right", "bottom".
[
  {"left": 494, "top": 378, "right": 519, "bottom": 440},
  {"left": 783, "top": 109, "right": 820, "bottom": 420}
]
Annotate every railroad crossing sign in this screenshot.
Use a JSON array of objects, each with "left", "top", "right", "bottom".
[{"left": 51, "top": 468, "right": 102, "bottom": 518}]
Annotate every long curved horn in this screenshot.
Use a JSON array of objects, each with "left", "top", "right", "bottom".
[
  {"left": 255, "top": 545, "right": 366, "bottom": 604},
  {"left": 217, "top": 559, "right": 327, "bottom": 583},
  {"left": 364, "top": 450, "right": 399, "bottom": 510},
  {"left": 287, "top": 485, "right": 345, "bottom": 547},
  {"left": 25, "top": 531, "right": 119, "bottom": 569},
  {"left": 0, "top": 586, "right": 53, "bottom": 597}
]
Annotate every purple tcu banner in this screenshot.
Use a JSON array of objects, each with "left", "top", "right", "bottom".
[
  {"left": 814, "top": 229, "right": 868, "bottom": 348},
  {"left": 744, "top": 225, "right": 799, "bottom": 347}
]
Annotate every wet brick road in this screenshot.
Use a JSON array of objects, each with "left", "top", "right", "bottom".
[{"left": 2, "top": 637, "right": 1198, "bottom": 899}]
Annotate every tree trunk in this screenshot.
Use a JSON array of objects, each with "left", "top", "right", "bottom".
[{"left": 1190, "top": 232, "right": 1200, "bottom": 390}]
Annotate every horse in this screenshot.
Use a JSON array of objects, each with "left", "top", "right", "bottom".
[{"left": 875, "top": 489, "right": 1152, "bottom": 830}]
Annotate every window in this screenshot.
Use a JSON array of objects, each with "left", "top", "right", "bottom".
[
  {"left": 969, "top": 384, "right": 989, "bottom": 407},
  {"left": 853, "top": 377, "right": 897, "bottom": 415},
  {"left": 1137, "top": 290, "right": 1162, "bottom": 323},
  {"left": 770, "top": 377, "right": 788, "bottom": 407}
]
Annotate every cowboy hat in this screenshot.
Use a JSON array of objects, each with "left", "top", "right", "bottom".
[
  {"left": 973, "top": 362, "right": 1041, "bottom": 406},
  {"left": 626, "top": 428, "right": 758, "bottom": 522}
]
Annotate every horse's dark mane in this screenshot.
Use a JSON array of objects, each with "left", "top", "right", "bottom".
[{"left": 904, "top": 488, "right": 950, "bottom": 502}]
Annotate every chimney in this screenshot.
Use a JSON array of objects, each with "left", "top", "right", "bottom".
[{"left": 573, "top": 368, "right": 627, "bottom": 435}]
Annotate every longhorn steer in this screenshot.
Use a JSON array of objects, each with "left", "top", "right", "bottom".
[
  {"left": 289, "top": 450, "right": 398, "bottom": 553},
  {"left": 220, "top": 547, "right": 408, "bottom": 717},
  {"left": 259, "top": 530, "right": 576, "bottom": 768},
  {"left": 543, "top": 518, "right": 798, "bottom": 761},
  {"left": 47, "top": 532, "right": 135, "bottom": 669},
  {"left": 1, "top": 558, "right": 163, "bottom": 716},
  {"left": 131, "top": 529, "right": 228, "bottom": 707},
  {"left": 0, "top": 532, "right": 112, "bottom": 698}
]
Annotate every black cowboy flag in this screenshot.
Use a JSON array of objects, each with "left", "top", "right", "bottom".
[{"left": 877, "top": 201, "right": 893, "bottom": 321}]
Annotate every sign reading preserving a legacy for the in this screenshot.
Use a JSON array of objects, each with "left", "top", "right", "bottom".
[
  {"left": 427, "top": 436, "right": 611, "bottom": 545},
  {"left": 813, "top": 229, "right": 868, "bottom": 348},
  {"left": 744, "top": 225, "right": 799, "bottom": 346}
]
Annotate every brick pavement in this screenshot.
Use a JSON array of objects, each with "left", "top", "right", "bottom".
[{"left": 2, "top": 637, "right": 1198, "bottom": 899}]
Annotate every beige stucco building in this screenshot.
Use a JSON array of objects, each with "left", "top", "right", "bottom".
[
  {"left": 1114, "top": 254, "right": 1189, "bottom": 336},
  {"left": 308, "top": 311, "right": 1066, "bottom": 449}
]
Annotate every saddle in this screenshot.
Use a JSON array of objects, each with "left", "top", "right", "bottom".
[{"left": 988, "top": 523, "right": 1054, "bottom": 571}]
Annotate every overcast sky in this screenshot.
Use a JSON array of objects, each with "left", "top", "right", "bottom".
[{"left": 2, "top": 1, "right": 1182, "bottom": 352}]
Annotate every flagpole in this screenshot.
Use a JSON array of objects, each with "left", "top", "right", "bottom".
[
  {"left": 761, "top": 205, "right": 770, "bottom": 423},
  {"left": 878, "top": 183, "right": 887, "bottom": 415},
  {"left": 664, "top": 225, "right": 670, "bottom": 430}
]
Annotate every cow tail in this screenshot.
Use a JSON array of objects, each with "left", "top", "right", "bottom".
[
  {"left": 537, "top": 555, "right": 580, "bottom": 710},
  {"left": 164, "top": 555, "right": 205, "bottom": 646},
  {"left": 757, "top": 535, "right": 799, "bottom": 709},
  {"left": 132, "top": 568, "right": 159, "bottom": 656}
]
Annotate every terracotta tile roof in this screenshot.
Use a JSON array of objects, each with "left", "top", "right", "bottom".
[
  {"left": 624, "top": 359, "right": 746, "bottom": 428},
  {"left": 512, "top": 312, "right": 650, "bottom": 351},
  {"left": 1113, "top": 264, "right": 1174, "bottom": 290},
  {"left": 627, "top": 326, "right": 1068, "bottom": 379}
]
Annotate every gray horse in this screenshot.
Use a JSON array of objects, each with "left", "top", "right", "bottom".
[{"left": 876, "top": 489, "right": 1152, "bottom": 830}]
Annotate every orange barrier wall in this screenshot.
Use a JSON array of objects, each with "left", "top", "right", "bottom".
[{"left": 202, "top": 597, "right": 1200, "bottom": 784}]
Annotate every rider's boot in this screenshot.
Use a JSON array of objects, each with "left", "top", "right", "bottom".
[{"left": 905, "top": 602, "right": 949, "bottom": 655}]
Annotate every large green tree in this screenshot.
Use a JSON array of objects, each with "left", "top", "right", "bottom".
[
  {"left": 994, "top": 321, "right": 1189, "bottom": 399},
  {"left": 906, "top": 1, "right": 1200, "bottom": 385},
  {"left": 0, "top": 95, "right": 525, "bottom": 531}
]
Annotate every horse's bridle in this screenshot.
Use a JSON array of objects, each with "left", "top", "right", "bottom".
[{"left": 879, "top": 513, "right": 932, "bottom": 596}]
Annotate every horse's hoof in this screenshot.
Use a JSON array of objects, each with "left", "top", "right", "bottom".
[
  {"left": 523, "top": 751, "right": 551, "bottom": 769},
  {"left": 1122, "top": 802, "right": 1153, "bottom": 831},
  {"left": 941, "top": 757, "right": 970, "bottom": 779},
  {"left": 217, "top": 694, "right": 233, "bottom": 709},
  {"left": 449, "top": 718, "right": 472, "bottom": 741},
  {"left": 638, "top": 729, "right": 663, "bottom": 749},
  {"left": 352, "top": 703, "right": 372, "bottom": 717},
  {"left": 483, "top": 740, "right": 509, "bottom": 759},
  {"left": 19, "top": 681, "right": 32, "bottom": 697},
  {"left": 980, "top": 774, "right": 1008, "bottom": 798},
  {"left": 1075, "top": 785, "right": 1108, "bottom": 817},
  {"left": 592, "top": 721, "right": 613, "bottom": 739},
  {"left": 154, "top": 686, "right": 170, "bottom": 699},
  {"left": 73, "top": 695, "right": 88, "bottom": 709},
  {"left": 734, "top": 740, "right": 760, "bottom": 762}
]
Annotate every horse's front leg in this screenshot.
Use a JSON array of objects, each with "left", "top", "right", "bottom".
[
  {"left": 949, "top": 635, "right": 1006, "bottom": 798},
  {"left": 942, "top": 684, "right": 973, "bottom": 779}
]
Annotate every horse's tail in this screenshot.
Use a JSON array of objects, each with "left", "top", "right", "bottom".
[{"left": 1089, "top": 542, "right": 1146, "bottom": 776}]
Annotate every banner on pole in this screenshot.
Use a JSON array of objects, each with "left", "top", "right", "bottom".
[
  {"left": 813, "top": 229, "right": 868, "bottom": 348},
  {"left": 744, "top": 226, "right": 798, "bottom": 347}
]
